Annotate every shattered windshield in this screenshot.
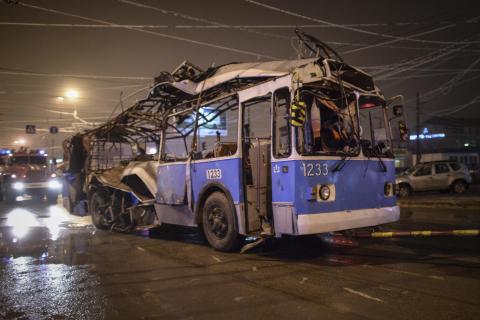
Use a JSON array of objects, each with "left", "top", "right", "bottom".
[
  {"left": 296, "top": 88, "right": 359, "bottom": 156},
  {"left": 358, "top": 95, "right": 393, "bottom": 158}
]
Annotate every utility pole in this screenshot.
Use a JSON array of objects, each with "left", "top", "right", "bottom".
[{"left": 416, "top": 92, "right": 421, "bottom": 164}]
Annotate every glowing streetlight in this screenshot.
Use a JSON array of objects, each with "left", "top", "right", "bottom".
[
  {"left": 65, "top": 89, "right": 79, "bottom": 99},
  {"left": 13, "top": 138, "right": 26, "bottom": 145}
]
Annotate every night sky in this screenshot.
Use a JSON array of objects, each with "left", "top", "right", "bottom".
[{"left": 1, "top": 0, "right": 479, "bottom": 155}]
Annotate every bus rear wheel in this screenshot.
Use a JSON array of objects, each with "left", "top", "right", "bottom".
[
  {"left": 89, "top": 192, "right": 112, "bottom": 230},
  {"left": 202, "top": 192, "right": 241, "bottom": 252}
]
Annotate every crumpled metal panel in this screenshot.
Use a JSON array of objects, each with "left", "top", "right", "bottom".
[
  {"left": 156, "top": 163, "right": 187, "bottom": 205},
  {"left": 171, "top": 58, "right": 318, "bottom": 95}
]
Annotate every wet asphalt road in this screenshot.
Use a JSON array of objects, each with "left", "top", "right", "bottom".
[{"left": 0, "top": 199, "right": 479, "bottom": 320}]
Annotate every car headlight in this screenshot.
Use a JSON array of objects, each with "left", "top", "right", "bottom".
[
  {"left": 319, "top": 185, "right": 331, "bottom": 200},
  {"left": 12, "top": 182, "right": 24, "bottom": 190},
  {"left": 48, "top": 179, "right": 62, "bottom": 190}
]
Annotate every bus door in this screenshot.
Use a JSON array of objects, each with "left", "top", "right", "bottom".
[
  {"left": 241, "top": 94, "right": 272, "bottom": 234},
  {"left": 238, "top": 76, "right": 292, "bottom": 235}
]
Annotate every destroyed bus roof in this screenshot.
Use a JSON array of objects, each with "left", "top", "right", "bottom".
[
  {"left": 167, "top": 58, "right": 318, "bottom": 95},
  {"left": 75, "top": 57, "right": 378, "bottom": 143},
  {"left": 165, "top": 57, "right": 377, "bottom": 96}
]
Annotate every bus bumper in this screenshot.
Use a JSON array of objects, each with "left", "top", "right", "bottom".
[{"left": 295, "top": 206, "right": 400, "bottom": 235}]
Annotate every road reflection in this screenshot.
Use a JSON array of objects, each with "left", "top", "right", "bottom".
[
  {"left": 0, "top": 202, "right": 105, "bottom": 319},
  {"left": 3, "top": 203, "right": 89, "bottom": 242},
  {"left": 0, "top": 202, "right": 93, "bottom": 262},
  {"left": 1, "top": 255, "right": 105, "bottom": 319},
  {"left": 6, "top": 208, "right": 40, "bottom": 240}
]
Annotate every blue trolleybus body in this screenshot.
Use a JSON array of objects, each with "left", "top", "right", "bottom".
[
  {"left": 149, "top": 59, "right": 399, "bottom": 249},
  {"left": 65, "top": 53, "right": 407, "bottom": 251}
]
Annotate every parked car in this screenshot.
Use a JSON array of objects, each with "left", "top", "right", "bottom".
[{"left": 396, "top": 161, "right": 472, "bottom": 197}]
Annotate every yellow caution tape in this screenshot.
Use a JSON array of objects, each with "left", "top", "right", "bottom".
[
  {"left": 371, "top": 232, "right": 394, "bottom": 238},
  {"left": 412, "top": 231, "right": 432, "bottom": 237},
  {"left": 453, "top": 230, "right": 480, "bottom": 236}
]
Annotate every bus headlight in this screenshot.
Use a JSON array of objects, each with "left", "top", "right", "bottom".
[
  {"left": 48, "top": 179, "right": 62, "bottom": 190},
  {"left": 319, "top": 185, "right": 331, "bottom": 200},
  {"left": 12, "top": 182, "right": 24, "bottom": 191}
]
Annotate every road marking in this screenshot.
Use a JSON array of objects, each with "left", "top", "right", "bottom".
[
  {"left": 299, "top": 277, "right": 308, "bottom": 284},
  {"left": 377, "top": 285, "right": 409, "bottom": 295},
  {"left": 136, "top": 246, "right": 146, "bottom": 252},
  {"left": 363, "top": 264, "right": 444, "bottom": 280},
  {"left": 212, "top": 256, "right": 222, "bottom": 263},
  {"left": 343, "top": 287, "right": 383, "bottom": 303}
]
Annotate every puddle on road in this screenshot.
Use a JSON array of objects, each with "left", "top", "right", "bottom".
[
  {"left": 0, "top": 204, "right": 106, "bottom": 319},
  {"left": 0, "top": 256, "right": 106, "bottom": 320}
]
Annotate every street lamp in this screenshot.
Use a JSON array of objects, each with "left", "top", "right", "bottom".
[
  {"left": 13, "top": 138, "right": 26, "bottom": 146},
  {"left": 65, "top": 89, "right": 79, "bottom": 99}
]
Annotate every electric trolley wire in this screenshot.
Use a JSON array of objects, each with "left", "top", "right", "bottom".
[
  {"left": 243, "top": 0, "right": 480, "bottom": 46},
  {"left": 14, "top": 1, "right": 279, "bottom": 60},
  {"left": 0, "top": 68, "right": 152, "bottom": 81},
  {"left": 117, "top": 0, "right": 290, "bottom": 40},
  {"left": 5, "top": 21, "right": 480, "bottom": 54}
]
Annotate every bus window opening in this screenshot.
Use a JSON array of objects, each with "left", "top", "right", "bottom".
[
  {"left": 358, "top": 95, "right": 393, "bottom": 158},
  {"left": 296, "top": 88, "right": 359, "bottom": 156}
]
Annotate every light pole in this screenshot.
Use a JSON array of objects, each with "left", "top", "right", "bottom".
[{"left": 52, "top": 88, "right": 80, "bottom": 161}]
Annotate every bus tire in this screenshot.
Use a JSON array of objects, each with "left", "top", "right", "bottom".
[
  {"left": 89, "top": 192, "right": 111, "bottom": 230},
  {"left": 202, "top": 191, "right": 241, "bottom": 252}
]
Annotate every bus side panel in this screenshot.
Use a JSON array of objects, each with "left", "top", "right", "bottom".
[
  {"left": 271, "top": 161, "right": 296, "bottom": 203},
  {"left": 191, "top": 158, "right": 243, "bottom": 204},
  {"left": 156, "top": 163, "right": 187, "bottom": 205}
]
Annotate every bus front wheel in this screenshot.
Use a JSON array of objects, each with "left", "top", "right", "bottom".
[{"left": 202, "top": 192, "right": 241, "bottom": 252}]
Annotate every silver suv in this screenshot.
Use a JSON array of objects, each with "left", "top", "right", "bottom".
[{"left": 396, "top": 161, "right": 472, "bottom": 197}]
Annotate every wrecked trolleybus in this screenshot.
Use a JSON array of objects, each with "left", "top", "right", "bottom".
[{"left": 63, "top": 33, "right": 408, "bottom": 251}]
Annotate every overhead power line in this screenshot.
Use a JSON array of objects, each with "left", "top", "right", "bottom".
[
  {"left": 0, "top": 67, "right": 152, "bottom": 80},
  {"left": 15, "top": 1, "right": 278, "bottom": 60},
  {"left": 343, "top": 21, "right": 459, "bottom": 54},
  {"left": 2, "top": 21, "right": 478, "bottom": 30},
  {"left": 0, "top": 22, "right": 170, "bottom": 28},
  {"left": 373, "top": 41, "right": 470, "bottom": 80},
  {"left": 4, "top": 22, "right": 480, "bottom": 54},
  {"left": 422, "top": 56, "right": 480, "bottom": 102},
  {"left": 117, "top": 0, "right": 289, "bottom": 40},
  {"left": 424, "top": 95, "right": 480, "bottom": 116},
  {"left": 243, "top": 0, "right": 480, "bottom": 46}
]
